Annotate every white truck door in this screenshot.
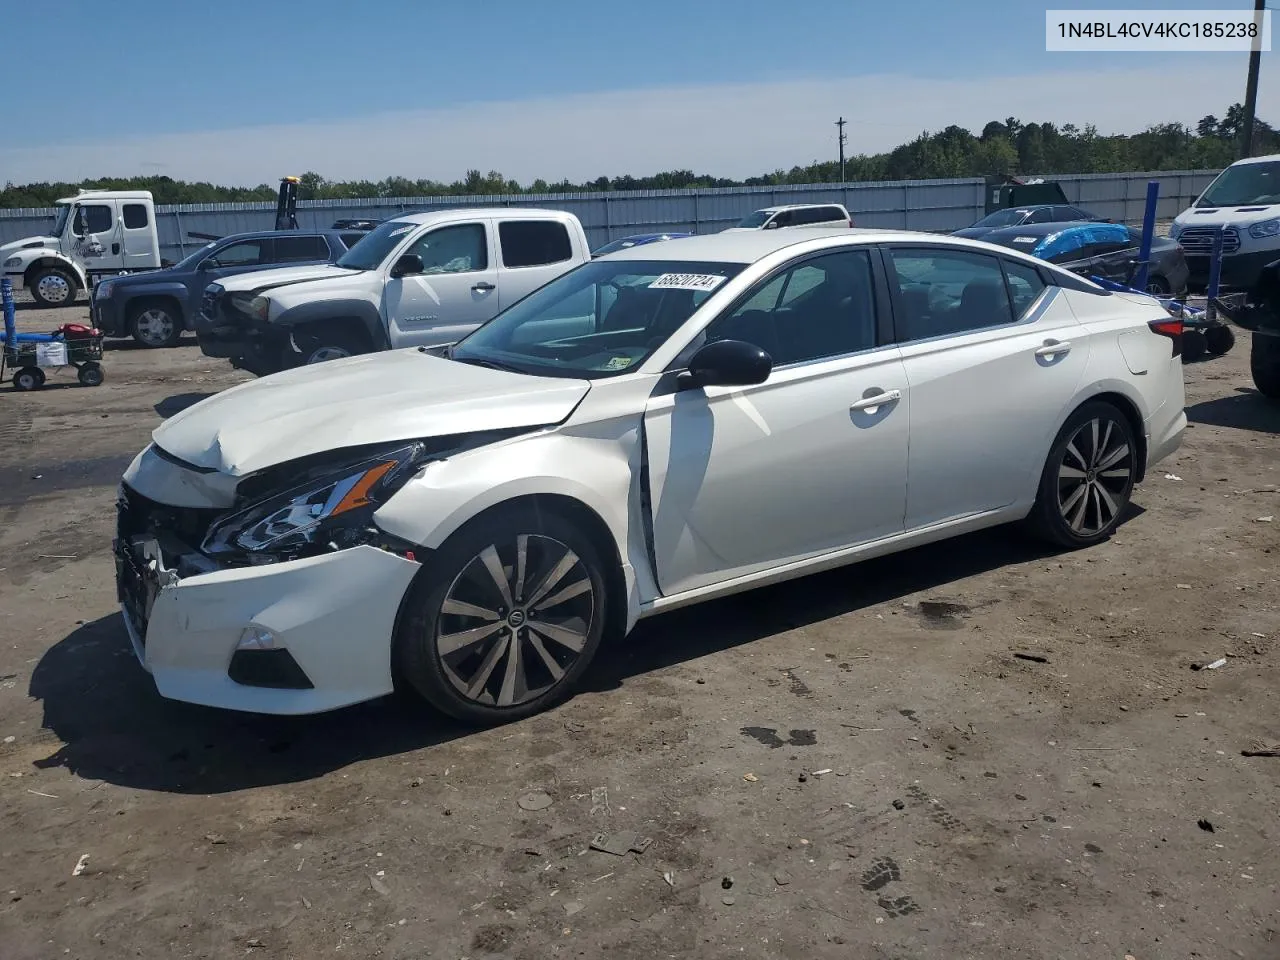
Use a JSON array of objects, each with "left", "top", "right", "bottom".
[
  {"left": 384, "top": 220, "right": 500, "bottom": 348},
  {"left": 120, "top": 200, "right": 158, "bottom": 269},
  {"left": 72, "top": 201, "right": 126, "bottom": 272},
  {"left": 494, "top": 218, "right": 580, "bottom": 309}
]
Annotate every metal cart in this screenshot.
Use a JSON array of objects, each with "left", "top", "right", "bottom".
[{"left": 2, "top": 277, "right": 106, "bottom": 391}]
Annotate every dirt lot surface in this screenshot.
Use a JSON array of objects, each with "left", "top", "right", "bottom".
[{"left": 1, "top": 297, "right": 1277, "bottom": 960}]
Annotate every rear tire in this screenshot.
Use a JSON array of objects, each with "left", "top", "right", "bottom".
[
  {"left": 13, "top": 366, "right": 44, "bottom": 391},
  {"left": 1252, "top": 334, "right": 1280, "bottom": 400},
  {"left": 394, "top": 506, "right": 609, "bottom": 726},
  {"left": 1204, "top": 325, "right": 1235, "bottom": 356},
  {"left": 77, "top": 362, "right": 104, "bottom": 387},
  {"left": 1181, "top": 329, "right": 1207, "bottom": 363},
  {"left": 1144, "top": 275, "right": 1171, "bottom": 296},
  {"left": 1024, "top": 401, "right": 1137, "bottom": 549},
  {"left": 29, "top": 268, "right": 77, "bottom": 308}
]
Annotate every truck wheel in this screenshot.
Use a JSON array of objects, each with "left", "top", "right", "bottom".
[
  {"left": 1204, "top": 325, "right": 1235, "bottom": 356},
  {"left": 13, "top": 367, "right": 45, "bottom": 391},
  {"left": 29, "top": 267, "right": 78, "bottom": 307},
  {"left": 1181, "top": 330, "right": 1207, "bottom": 363},
  {"left": 1251, "top": 334, "right": 1280, "bottom": 400},
  {"left": 288, "top": 323, "right": 369, "bottom": 366},
  {"left": 129, "top": 302, "right": 182, "bottom": 348}
]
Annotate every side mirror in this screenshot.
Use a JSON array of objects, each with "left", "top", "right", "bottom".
[
  {"left": 681, "top": 339, "right": 772, "bottom": 389},
  {"left": 199, "top": 259, "right": 219, "bottom": 271},
  {"left": 390, "top": 253, "right": 424, "bottom": 278},
  {"left": 763, "top": 220, "right": 780, "bottom": 230}
]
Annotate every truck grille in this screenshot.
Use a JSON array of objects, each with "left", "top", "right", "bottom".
[{"left": 1177, "top": 226, "right": 1241, "bottom": 255}]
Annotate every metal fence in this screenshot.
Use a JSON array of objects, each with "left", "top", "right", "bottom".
[{"left": 0, "top": 170, "right": 1219, "bottom": 261}]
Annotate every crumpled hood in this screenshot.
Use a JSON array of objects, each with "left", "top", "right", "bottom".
[
  {"left": 152, "top": 350, "right": 590, "bottom": 476},
  {"left": 0, "top": 236, "right": 57, "bottom": 256},
  {"left": 214, "top": 262, "right": 356, "bottom": 294}
]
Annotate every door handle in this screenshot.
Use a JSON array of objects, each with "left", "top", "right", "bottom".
[
  {"left": 472, "top": 281, "right": 495, "bottom": 292},
  {"left": 111, "top": 243, "right": 121, "bottom": 255},
  {"left": 850, "top": 389, "right": 901, "bottom": 412},
  {"left": 1035, "top": 340, "right": 1072, "bottom": 358}
]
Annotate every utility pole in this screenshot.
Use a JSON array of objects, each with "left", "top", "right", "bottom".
[
  {"left": 1239, "top": 0, "right": 1265, "bottom": 158},
  {"left": 835, "top": 117, "right": 848, "bottom": 182}
]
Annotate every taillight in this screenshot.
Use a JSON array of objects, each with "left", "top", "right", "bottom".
[{"left": 1149, "top": 317, "right": 1183, "bottom": 357}]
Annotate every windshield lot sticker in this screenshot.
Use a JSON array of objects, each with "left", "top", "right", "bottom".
[
  {"left": 649, "top": 273, "right": 727, "bottom": 291},
  {"left": 602, "top": 355, "right": 634, "bottom": 370}
]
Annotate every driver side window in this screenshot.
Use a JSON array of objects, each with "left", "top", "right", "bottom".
[
  {"left": 206, "top": 240, "right": 265, "bottom": 268},
  {"left": 406, "top": 223, "right": 488, "bottom": 274}
]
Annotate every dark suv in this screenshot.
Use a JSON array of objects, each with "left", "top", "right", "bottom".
[{"left": 90, "top": 229, "right": 370, "bottom": 347}]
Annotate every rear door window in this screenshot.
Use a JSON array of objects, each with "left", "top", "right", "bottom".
[
  {"left": 274, "top": 235, "right": 331, "bottom": 263},
  {"left": 499, "top": 220, "right": 573, "bottom": 268},
  {"left": 886, "top": 247, "right": 1016, "bottom": 340},
  {"left": 208, "top": 239, "right": 267, "bottom": 268}
]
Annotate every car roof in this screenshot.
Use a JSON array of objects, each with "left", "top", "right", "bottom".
[
  {"left": 980, "top": 221, "right": 1129, "bottom": 242},
  {"left": 602, "top": 227, "right": 1012, "bottom": 263},
  {"left": 757, "top": 203, "right": 848, "bottom": 213},
  {"left": 388, "top": 207, "right": 573, "bottom": 226}
]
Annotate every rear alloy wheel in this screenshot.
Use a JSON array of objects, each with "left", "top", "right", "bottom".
[
  {"left": 130, "top": 303, "right": 182, "bottom": 348},
  {"left": 1144, "top": 275, "right": 1171, "bottom": 296},
  {"left": 1025, "top": 401, "right": 1136, "bottom": 548},
  {"left": 1252, "top": 333, "right": 1280, "bottom": 400},
  {"left": 396, "top": 509, "right": 608, "bottom": 725},
  {"left": 30, "top": 268, "right": 77, "bottom": 307}
]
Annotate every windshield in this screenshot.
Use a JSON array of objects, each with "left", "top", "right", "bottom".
[
  {"left": 451, "top": 259, "right": 747, "bottom": 379},
  {"left": 52, "top": 205, "right": 71, "bottom": 237},
  {"left": 335, "top": 218, "right": 418, "bottom": 270},
  {"left": 734, "top": 211, "right": 772, "bottom": 228},
  {"left": 172, "top": 241, "right": 217, "bottom": 271},
  {"left": 972, "top": 209, "right": 1028, "bottom": 228},
  {"left": 1197, "top": 161, "right": 1280, "bottom": 207}
]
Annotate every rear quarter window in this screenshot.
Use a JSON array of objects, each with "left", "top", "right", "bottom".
[{"left": 499, "top": 220, "right": 573, "bottom": 268}]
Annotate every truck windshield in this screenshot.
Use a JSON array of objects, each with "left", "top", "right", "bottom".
[
  {"left": 52, "top": 205, "right": 71, "bottom": 237},
  {"left": 1196, "top": 161, "right": 1280, "bottom": 207},
  {"left": 335, "top": 219, "right": 417, "bottom": 270},
  {"left": 172, "top": 242, "right": 217, "bottom": 271},
  {"left": 734, "top": 211, "right": 772, "bottom": 228},
  {"left": 451, "top": 259, "right": 746, "bottom": 380}
]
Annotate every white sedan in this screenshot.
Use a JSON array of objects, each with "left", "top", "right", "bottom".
[{"left": 115, "top": 229, "right": 1187, "bottom": 723}]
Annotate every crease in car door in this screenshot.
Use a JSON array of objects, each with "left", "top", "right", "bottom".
[
  {"left": 641, "top": 249, "right": 911, "bottom": 597},
  {"left": 386, "top": 221, "right": 499, "bottom": 348},
  {"left": 888, "top": 248, "right": 1090, "bottom": 529}
]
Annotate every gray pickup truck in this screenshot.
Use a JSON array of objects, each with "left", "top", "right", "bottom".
[{"left": 90, "top": 228, "right": 369, "bottom": 347}]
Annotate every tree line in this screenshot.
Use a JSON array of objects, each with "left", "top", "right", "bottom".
[{"left": 2, "top": 105, "right": 1274, "bottom": 209}]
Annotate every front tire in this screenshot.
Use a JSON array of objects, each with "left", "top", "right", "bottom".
[
  {"left": 130, "top": 302, "right": 183, "bottom": 348},
  {"left": 1024, "top": 401, "right": 1137, "bottom": 549},
  {"left": 1252, "top": 333, "right": 1280, "bottom": 400},
  {"left": 29, "top": 268, "right": 77, "bottom": 307},
  {"left": 13, "top": 366, "right": 45, "bottom": 391},
  {"left": 77, "top": 362, "right": 104, "bottom": 387},
  {"left": 395, "top": 507, "right": 609, "bottom": 725},
  {"left": 287, "top": 322, "right": 370, "bottom": 366}
]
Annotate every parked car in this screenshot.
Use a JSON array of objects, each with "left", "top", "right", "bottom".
[
  {"left": 117, "top": 228, "right": 1186, "bottom": 723},
  {"left": 197, "top": 209, "right": 591, "bottom": 375},
  {"left": 724, "top": 203, "right": 853, "bottom": 231},
  {"left": 92, "top": 229, "right": 371, "bottom": 348},
  {"left": 592, "top": 233, "right": 691, "bottom": 257},
  {"left": 952, "top": 204, "right": 1106, "bottom": 241},
  {"left": 979, "top": 222, "right": 1189, "bottom": 297},
  {"left": 1170, "top": 153, "right": 1280, "bottom": 290}
]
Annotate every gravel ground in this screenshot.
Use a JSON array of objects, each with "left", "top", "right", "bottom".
[{"left": 0, "top": 296, "right": 1277, "bottom": 960}]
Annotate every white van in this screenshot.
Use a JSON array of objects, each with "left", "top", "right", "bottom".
[{"left": 1170, "top": 154, "right": 1280, "bottom": 290}]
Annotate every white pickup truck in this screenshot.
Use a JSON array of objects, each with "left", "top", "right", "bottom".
[{"left": 197, "top": 208, "right": 592, "bottom": 375}]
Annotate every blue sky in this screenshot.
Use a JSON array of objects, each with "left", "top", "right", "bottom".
[{"left": 2, "top": 0, "right": 1274, "bottom": 184}]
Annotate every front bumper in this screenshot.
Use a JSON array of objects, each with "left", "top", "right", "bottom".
[
  {"left": 90, "top": 296, "right": 124, "bottom": 336},
  {"left": 116, "top": 538, "right": 421, "bottom": 715},
  {"left": 1186, "top": 250, "right": 1280, "bottom": 290},
  {"left": 195, "top": 289, "right": 284, "bottom": 374}
]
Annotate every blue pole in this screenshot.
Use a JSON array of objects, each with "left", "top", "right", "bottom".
[
  {"left": 1135, "top": 179, "right": 1159, "bottom": 291},
  {"left": 2, "top": 278, "right": 14, "bottom": 349},
  {"left": 1206, "top": 225, "right": 1225, "bottom": 320}
]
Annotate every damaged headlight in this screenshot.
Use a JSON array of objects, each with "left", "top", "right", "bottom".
[
  {"left": 230, "top": 293, "right": 271, "bottom": 322},
  {"left": 202, "top": 443, "right": 425, "bottom": 558}
]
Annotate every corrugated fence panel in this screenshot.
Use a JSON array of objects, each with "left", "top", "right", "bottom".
[{"left": 0, "top": 170, "right": 1219, "bottom": 260}]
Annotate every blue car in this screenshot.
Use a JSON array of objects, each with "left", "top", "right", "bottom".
[
  {"left": 90, "top": 228, "right": 371, "bottom": 348},
  {"left": 591, "top": 232, "right": 691, "bottom": 257}
]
